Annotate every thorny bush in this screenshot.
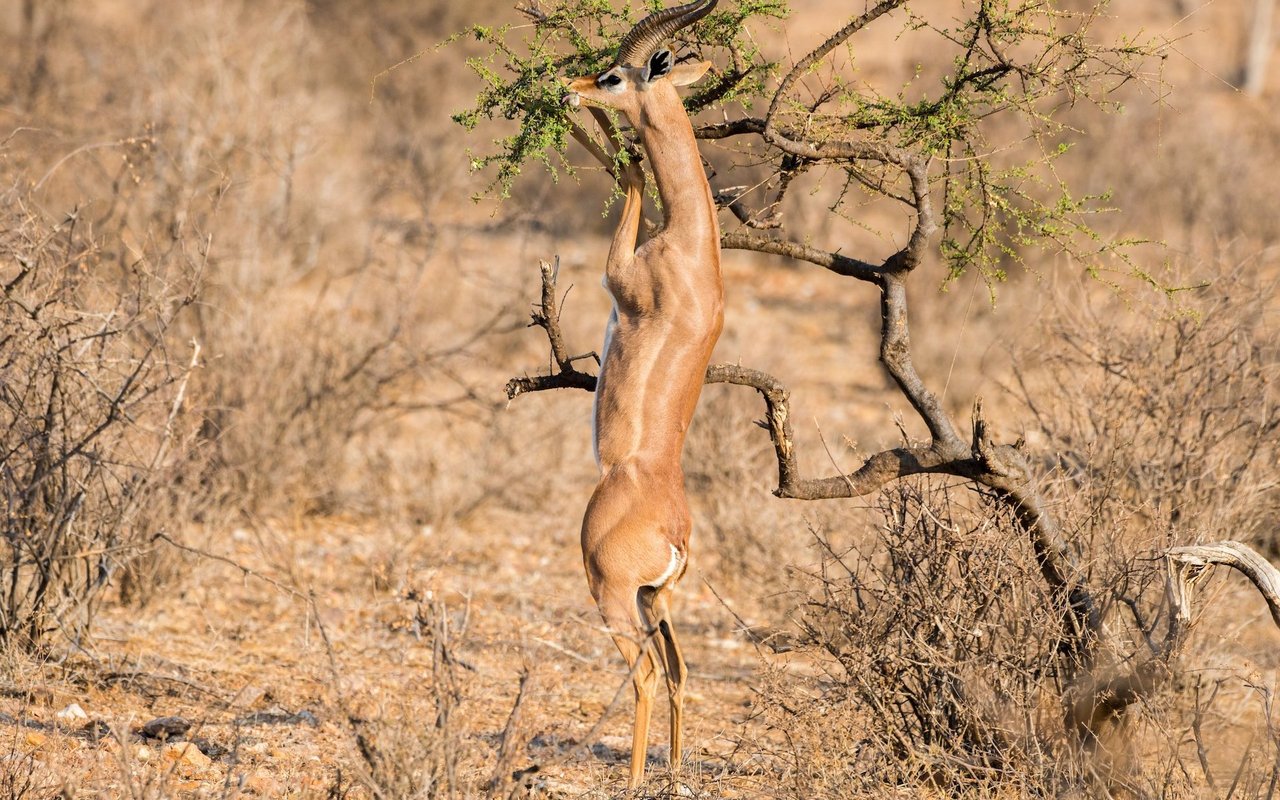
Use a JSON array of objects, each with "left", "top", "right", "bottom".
[
  {"left": 0, "top": 188, "right": 200, "bottom": 648},
  {"left": 774, "top": 482, "right": 1072, "bottom": 796}
]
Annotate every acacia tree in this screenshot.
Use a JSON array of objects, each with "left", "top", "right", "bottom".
[{"left": 454, "top": 0, "right": 1280, "bottom": 791}]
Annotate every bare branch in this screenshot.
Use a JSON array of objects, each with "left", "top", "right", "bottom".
[
  {"left": 1167, "top": 541, "right": 1280, "bottom": 630},
  {"left": 767, "top": 1, "right": 904, "bottom": 123},
  {"left": 712, "top": 187, "right": 755, "bottom": 226},
  {"left": 693, "top": 117, "right": 765, "bottom": 140},
  {"left": 487, "top": 667, "right": 533, "bottom": 799},
  {"left": 899, "top": 157, "right": 938, "bottom": 268},
  {"left": 1063, "top": 542, "right": 1280, "bottom": 741},
  {"left": 879, "top": 273, "right": 963, "bottom": 449},
  {"left": 515, "top": 1, "right": 548, "bottom": 24},
  {"left": 505, "top": 371, "right": 596, "bottom": 399},
  {"left": 720, "top": 230, "right": 883, "bottom": 283},
  {"left": 685, "top": 67, "right": 753, "bottom": 113},
  {"left": 505, "top": 259, "right": 598, "bottom": 401}
]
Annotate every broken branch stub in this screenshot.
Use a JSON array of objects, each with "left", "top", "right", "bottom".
[
  {"left": 1065, "top": 542, "right": 1280, "bottom": 741},
  {"left": 1166, "top": 541, "right": 1280, "bottom": 631}
]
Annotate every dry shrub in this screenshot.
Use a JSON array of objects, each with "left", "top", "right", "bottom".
[
  {"left": 747, "top": 261, "right": 1280, "bottom": 797},
  {"left": 342, "top": 595, "right": 471, "bottom": 800},
  {"left": 190, "top": 267, "right": 454, "bottom": 517},
  {"left": 5, "top": 0, "right": 515, "bottom": 525},
  {"left": 0, "top": 0, "right": 529, "bottom": 635},
  {"left": 0, "top": 736, "right": 42, "bottom": 799},
  {"left": 757, "top": 481, "right": 1071, "bottom": 797},
  {"left": 100, "top": 1, "right": 474, "bottom": 518},
  {"left": 1019, "top": 263, "right": 1279, "bottom": 568},
  {"left": 0, "top": 184, "right": 201, "bottom": 647},
  {"left": 1009, "top": 264, "right": 1280, "bottom": 794},
  {"left": 348, "top": 699, "right": 464, "bottom": 800}
]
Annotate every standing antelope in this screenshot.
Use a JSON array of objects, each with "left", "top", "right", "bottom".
[{"left": 563, "top": 0, "right": 723, "bottom": 789}]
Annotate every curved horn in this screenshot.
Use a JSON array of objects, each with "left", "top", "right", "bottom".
[{"left": 614, "top": 0, "right": 718, "bottom": 68}]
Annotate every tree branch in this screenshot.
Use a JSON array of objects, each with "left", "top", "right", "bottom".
[
  {"left": 1065, "top": 542, "right": 1280, "bottom": 742},
  {"left": 720, "top": 230, "right": 883, "bottom": 283},
  {"left": 1167, "top": 541, "right": 1280, "bottom": 630},
  {"left": 686, "top": 67, "right": 753, "bottom": 113},
  {"left": 505, "top": 259, "right": 598, "bottom": 401},
  {"left": 878, "top": 272, "right": 963, "bottom": 449},
  {"left": 693, "top": 118, "right": 765, "bottom": 140},
  {"left": 762, "top": 0, "right": 912, "bottom": 166}
]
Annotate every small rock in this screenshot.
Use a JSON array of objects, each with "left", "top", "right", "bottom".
[
  {"left": 191, "top": 737, "right": 227, "bottom": 759},
  {"left": 293, "top": 709, "right": 319, "bottom": 727},
  {"left": 243, "top": 773, "right": 283, "bottom": 796},
  {"left": 576, "top": 699, "right": 605, "bottom": 719},
  {"left": 55, "top": 703, "right": 88, "bottom": 723},
  {"left": 24, "top": 731, "right": 46, "bottom": 748},
  {"left": 140, "top": 716, "right": 191, "bottom": 741},
  {"left": 81, "top": 720, "right": 112, "bottom": 742},
  {"left": 229, "top": 684, "right": 267, "bottom": 709},
  {"left": 244, "top": 741, "right": 269, "bottom": 756},
  {"left": 163, "top": 742, "right": 212, "bottom": 769},
  {"left": 135, "top": 745, "right": 153, "bottom": 762}
]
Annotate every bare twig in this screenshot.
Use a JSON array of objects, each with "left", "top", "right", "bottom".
[
  {"left": 505, "top": 259, "right": 598, "bottom": 401},
  {"left": 1065, "top": 542, "right": 1280, "bottom": 741},
  {"left": 489, "top": 667, "right": 533, "bottom": 799},
  {"left": 152, "top": 532, "right": 307, "bottom": 602},
  {"left": 762, "top": 0, "right": 912, "bottom": 166}
]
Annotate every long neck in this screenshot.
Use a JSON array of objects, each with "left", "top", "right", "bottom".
[{"left": 633, "top": 86, "right": 716, "bottom": 237}]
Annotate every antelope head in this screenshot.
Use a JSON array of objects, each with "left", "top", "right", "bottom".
[{"left": 564, "top": 0, "right": 716, "bottom": 115}]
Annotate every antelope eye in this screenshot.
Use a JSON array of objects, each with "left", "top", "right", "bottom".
[{"left": 598, "top": 74, "right": 623, "bottom": 88}]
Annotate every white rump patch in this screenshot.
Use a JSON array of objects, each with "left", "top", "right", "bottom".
[{"left": 645, "top": 544, "right": 684, "bottom": 589}]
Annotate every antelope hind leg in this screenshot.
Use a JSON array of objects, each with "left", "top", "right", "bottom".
[
  {"left": 598, "top": 589, "right": 660, "bottom": 789},
  {"left": 642, "top": 587, "right": 688, "bottom": 776}
]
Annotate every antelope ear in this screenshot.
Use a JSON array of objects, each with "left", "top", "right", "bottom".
[
  {"left": 645, "top": 49, "right": 674, "bottom": 82},
  {"left": 666, "top": 60, "right": 712, "bottom": 87}
]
